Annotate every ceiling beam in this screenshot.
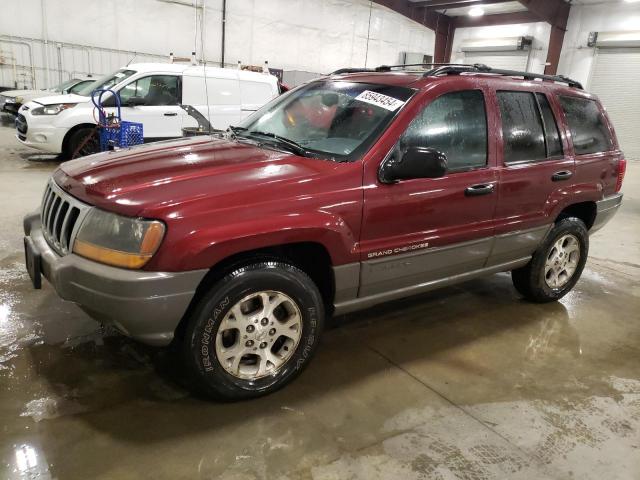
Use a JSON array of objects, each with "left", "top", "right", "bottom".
[
  {"left": 517, "top": 0, "right": 570, "bottom": 29},
  {"left": 372, "top": 0, "right": 449, "bottom": 32},
  {"left": 414, "top": 0, "right": 512, "bottom": 9},
  {"left": 371, "top": 0, "right": 454, "bottom": 62},
  {"left": 452, "top": 10, "right": 540, "bottom": 28}
]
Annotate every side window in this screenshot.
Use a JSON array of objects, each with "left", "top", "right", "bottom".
[
  {"left": 559, "top": 96, "right": 613, "bottom": 155},
  {"left": 401, "top": 90, "right": 487, "bottom": 171},
  {"left": 536, "top": 93, "right": 563, "bottom": 157},
  {"left": 119, "top": 75, "right": 180, "bottom": 106},
  {"left": 497, "top": 91, "right": 546, "bottom": 163}
]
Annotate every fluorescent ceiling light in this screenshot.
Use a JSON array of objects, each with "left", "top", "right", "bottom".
[
  {"left": 624, "top": 0, "right": 640, "bottom": 3},
  {"left": 469, "top": 6, "right": 485, "bottom": 16}
]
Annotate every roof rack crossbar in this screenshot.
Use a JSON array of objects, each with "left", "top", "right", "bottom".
[{"left": 424, "top": 63, "right": 583, "bottom": 89}]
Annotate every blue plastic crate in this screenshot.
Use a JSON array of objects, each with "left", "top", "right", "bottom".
[
  {"left": 99, "top": 120, "right": 144, "bottom": 150},
  {"left": 92, "top": 89, "right": 144, "bottom": 151}
]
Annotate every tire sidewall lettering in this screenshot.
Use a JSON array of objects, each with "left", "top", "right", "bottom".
[{"left": 199, "top": 295, "right": 230, "bottom": 373}]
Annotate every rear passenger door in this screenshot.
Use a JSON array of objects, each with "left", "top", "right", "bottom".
[
  {"left": 490, "top": 89, "right": 573, "bottom": 266},
  {"left": 360, "top": 87, "right": 498, "bottom": 297}
]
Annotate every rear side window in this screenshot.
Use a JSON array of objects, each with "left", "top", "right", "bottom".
[
  {"left": 401, "top": 90, "right": 487, "bottom": 171},
  {"left": 559, "top": 96, "right": 613, "bottom": 155},
  {"left": 497, "top": 91, "right": 546, "bottom": 163},
  {"left": 536, "top": 93, "right": 563, "bottom": 157}
]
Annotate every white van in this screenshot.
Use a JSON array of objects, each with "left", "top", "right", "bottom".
[{"left": 16, "top": 63, "right": 279, "bottom": 158}]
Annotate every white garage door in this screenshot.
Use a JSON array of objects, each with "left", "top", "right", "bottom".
[
  {"left": 462, "top": 51, "right": 530, "bottom": 71},
  {"left": 589, "top": 48, "right": 640, "bottom": 161}
]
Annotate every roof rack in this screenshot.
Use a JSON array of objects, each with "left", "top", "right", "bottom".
[
  {"left": 424, "top": 63, "right": 584, "bottom": 89},
  {"left": 329, "top": 62, "right": 583, "bottom": 89},
  {"left": 330, "top": 63, "right": 462, "bottom": 75}
]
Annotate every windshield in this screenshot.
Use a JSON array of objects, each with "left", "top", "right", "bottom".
[
  {"left": 68, "top": 80, "right": 95, "bottom": 94},
  {"left": 49, "top": 78, "right": 81, "bottom": 93},
  {"left": 73, "top": 69, "right": 136, "bottom": 97},
  {"left": 237, "top": 81, "right": 415, "bottom": 161}
]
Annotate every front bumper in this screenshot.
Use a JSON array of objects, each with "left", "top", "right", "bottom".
[
  {"left": 591, "top": 193, "right": 623, "bottom": 234},
  {"left": 15, "top": 109, "right": 67, "bottom": 154},
  {"left": 24, "top": 212, "right": 207, "bottom": 346}
]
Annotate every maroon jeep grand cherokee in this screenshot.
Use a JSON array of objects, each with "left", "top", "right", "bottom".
[{"left": 24, "top": 64, "right": 625, "bottom": 400}]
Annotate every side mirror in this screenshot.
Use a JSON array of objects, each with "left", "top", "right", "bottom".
[
  {"left": 126, "top": 96, "right": 146, "bottom": 107},
  {"left": 379, "top": 146, "right": 447, "bottom": 184}
]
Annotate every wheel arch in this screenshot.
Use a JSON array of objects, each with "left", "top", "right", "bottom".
[
  {"left": 61, "top": 123, "right": 97, "bottom": 157},
  {"left": 173, "top": 241, "right": 335, "bottom": 342},
  {"left": 555, "top": 201, "right": 597, "bottom": 230}
]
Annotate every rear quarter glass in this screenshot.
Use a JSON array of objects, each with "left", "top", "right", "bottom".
[{"left": 558, "top": 94, "right": 621, "bottom": 195}]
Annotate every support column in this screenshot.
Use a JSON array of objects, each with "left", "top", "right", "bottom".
[
  {"left": 544, "top": 26, "right": 566, "bottom": 75},
  {"left": 433, "top": 14, "right": 453, "bottom": 63}
]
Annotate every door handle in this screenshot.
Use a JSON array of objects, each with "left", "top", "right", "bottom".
[
  {"left": 465, "top": 183, "right": 495, "bottom": 196},
  {"left": 164, "top": 112, "right": 178, "bottom": 117},
  {"left": 552, "top": 170, "right": 573, "bottom": 181}
]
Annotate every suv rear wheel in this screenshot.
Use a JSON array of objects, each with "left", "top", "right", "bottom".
[
  {"left": 182, "top": 261, "right": 324, "bottom": 400},
  {"left": 511, "top": 217, "right": 589, "bottom": 303}
]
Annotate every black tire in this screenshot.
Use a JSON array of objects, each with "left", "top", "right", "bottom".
[
  {"left": 182, "top": 261, "right": 324, "bottom": 401},
  {"left": 62, "top": 127, "right": 100, "bottom": 160},
  {"left": 512, "top": 217, "right": 589, "bottom": 303}
]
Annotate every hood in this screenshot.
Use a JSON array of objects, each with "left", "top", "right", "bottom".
[
  {"left": 1, "top": 89, "right": 48, "bottom": 99},
  {"left": 16, "top": 90, "right": 60, "bottom": 103},
  {"left": 34, "top": 93, "right": 89, "bottom": 106},
  {"left": 54, "top": 137, "right": 342, "bottom": 218}
]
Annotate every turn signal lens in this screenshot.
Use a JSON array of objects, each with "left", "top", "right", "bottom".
[{"left": 72, "top": 209, "right": 165, "bottom": 269}]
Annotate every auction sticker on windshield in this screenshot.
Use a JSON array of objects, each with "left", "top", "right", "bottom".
[{"left": 355, "top": 90, "right": 405, "bottom": 111}]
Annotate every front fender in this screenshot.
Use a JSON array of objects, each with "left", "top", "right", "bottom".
[{"left": 147, "top": 211, "right": 359, "bottom": 271}]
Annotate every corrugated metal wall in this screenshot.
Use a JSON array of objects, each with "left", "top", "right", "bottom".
[{"left": 0, "top": 35, "right": 167, "bottom": 90}]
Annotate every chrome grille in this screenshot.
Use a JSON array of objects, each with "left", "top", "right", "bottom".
[{"left": 40, "top": 180, "right": 91, "bottom": 255}]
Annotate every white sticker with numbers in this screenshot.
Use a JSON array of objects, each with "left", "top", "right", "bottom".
[{"left": 354, "top": 90, "right": 405, "bottom": 111}]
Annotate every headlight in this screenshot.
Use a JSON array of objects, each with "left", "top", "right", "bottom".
[
  {"left": 72, "top": 209, "right": 165, "bottom": 269},
  {"left": 14, "top": 96, "right": 23, "bottom": 104},
  {"left": 31, "top": 103, "right": 77, "bottom": 115}
]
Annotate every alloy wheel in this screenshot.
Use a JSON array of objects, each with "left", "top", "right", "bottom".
[
  {"left": 544, "top": 234, "right": 581, "bottom": 289},
  {"left": 215, "top": 291, "right": 303, "bottom": 380}
]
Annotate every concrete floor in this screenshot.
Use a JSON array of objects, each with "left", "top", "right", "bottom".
[{"left": 0, "top": 115, "right": 639, "bottom": 480}]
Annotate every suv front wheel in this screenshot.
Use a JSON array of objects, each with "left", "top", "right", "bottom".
[
  {"left": 511, "top": 217, "right": 589, "bottom": 303},
  {"left": 182, "top": 261, "right": 324, "bottom": 400}
]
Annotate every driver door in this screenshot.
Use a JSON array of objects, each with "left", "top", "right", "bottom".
[
  {"left": 116, "top": 74, "right": 184, "bottom": 140},
  {"left": 359, "top": 86, "right": 499, "bottom": 297}
]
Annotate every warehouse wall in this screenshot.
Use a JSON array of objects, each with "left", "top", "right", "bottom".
[
  {"left": 557, "top": 2, "right": 640, "bottom": 88},
  {"left": 450, "top": 22, "right": 551, "bottom": 74},
  {"left": 0, "top": 0, "right": 435, "bottom": 89}
]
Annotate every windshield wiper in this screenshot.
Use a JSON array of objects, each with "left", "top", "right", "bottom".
[
  {"left": 227, "top": 125, "right": 247, "bottom": 139},
  {"left": 243, "top": 130, "right": 310, "bottom": 157}
]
